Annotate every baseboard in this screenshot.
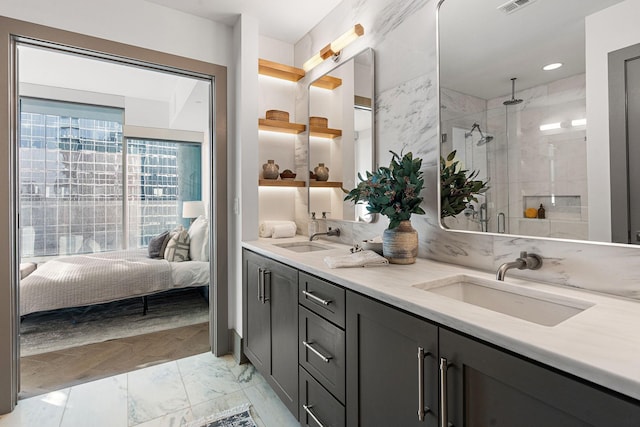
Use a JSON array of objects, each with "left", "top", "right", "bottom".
[{"left": 229, "top": 329, "right": 248, "bottom": 364}]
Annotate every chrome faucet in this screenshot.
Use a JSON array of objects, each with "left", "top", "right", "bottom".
[
  {"left": 309, "top": 227, "right": 340, "bottom": 241},
  {"left": 496, "top": 251, "right": 543, "bottom": 281}
]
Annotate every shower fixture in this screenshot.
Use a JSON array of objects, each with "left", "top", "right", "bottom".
[
  {"left": 465, "top": 122, "right": 494, "bottom": 146},
  {"left": 503, "top": 77, "right": 523, "bottom": 105}
]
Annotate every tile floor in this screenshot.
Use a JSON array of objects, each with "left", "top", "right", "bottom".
[{"left": 0, "top": 353, "right": 299, "bottom": 427}]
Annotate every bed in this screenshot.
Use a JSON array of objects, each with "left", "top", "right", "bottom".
[{"left": 20, "top": 217, "right": 211, "bottom": 316}]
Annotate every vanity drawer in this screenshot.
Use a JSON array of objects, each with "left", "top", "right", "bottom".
[
  {"left": 299, "top": 366, "right": 345, "bottom": 427},
  {"left": 299, "top": 306, "right": 346, "bottom": 403},
  {"left": 299, "top": 271, "right": 345, "bottom": 328}
]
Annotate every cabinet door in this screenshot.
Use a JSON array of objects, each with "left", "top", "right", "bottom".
[
  {"left": 242, "top": 250, "right": 299, "bottom": 418},
  {"left": 439, "top": 328, "right": 640, "bottom": 427},
  {"left": 243, "top": 250, "right": 271, "bottom": 373},
  {"left": 346, "top": 291, "right": 438, "bottom": 427}
]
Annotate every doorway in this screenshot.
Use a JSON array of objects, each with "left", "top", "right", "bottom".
[{"left": 0, "top": 16, "right": 228, "bottom": 414}]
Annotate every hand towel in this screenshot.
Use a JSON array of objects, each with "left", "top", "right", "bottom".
[
  {"left": 324, "top": 250, "right": 389, "bottom": 268},
  {"left": 259, "top": 220, "right": 296, "bottom": 238},
  {"left": 271, "top": 223, "right": 297, "bottom": 238}
]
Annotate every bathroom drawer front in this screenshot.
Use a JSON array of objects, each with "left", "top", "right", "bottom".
[
  {"left": 299, "top": 366, "right": 346, "bottom": 427},
  {"left": 299, "top": 272, "right": 345, "bottom": 328},
  {"left": 299, "top": 306, "right": 346, "bottom": 403}
]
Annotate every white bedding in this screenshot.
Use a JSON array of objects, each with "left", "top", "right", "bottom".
[{"left": 20, "top": 249, "right": 209, "bottom": 316}]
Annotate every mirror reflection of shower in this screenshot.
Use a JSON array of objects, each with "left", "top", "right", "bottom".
[{"left": 465, "top": 122, "right": 494, "bottom": 146}]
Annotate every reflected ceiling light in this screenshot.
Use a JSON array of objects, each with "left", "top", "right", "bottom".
[
  {"left": 303, "top": 24, "right": 364, "bottom": 72},
  {"left": 539, "top": 122, "right": 562, "bottom": 131},
  {"left": 571, "top": 118, "right": 587, "bottom": 127},
  {"left": 543, "top": 62, "right": 563, "bottom": 71}
]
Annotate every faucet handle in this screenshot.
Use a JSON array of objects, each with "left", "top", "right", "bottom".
[{"left": 520, "top": 251, "right": 543, "bottom": 270}]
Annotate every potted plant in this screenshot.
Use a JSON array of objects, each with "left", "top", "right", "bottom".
[
  {"left": 344, "top": 150, "right": 425, "bottom": 264},
  {"left": 440, "top": 150, "right": 489, "bottom": 221}
]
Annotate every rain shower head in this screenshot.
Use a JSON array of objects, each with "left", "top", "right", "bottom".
[
  {"left": 503, "top": 77, "right": 523, "bottom": 105},
  {"left": 466, "top": 122, "right": 494, "bottom": 145}
]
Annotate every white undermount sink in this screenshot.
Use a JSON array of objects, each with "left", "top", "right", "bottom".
[
  {"left": 412, "top": 275, "right": 594, "bottom": 327},
  {"left": 273, "top": 241, "right": 333, "bottom": 253}
]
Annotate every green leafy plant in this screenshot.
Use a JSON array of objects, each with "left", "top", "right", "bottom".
[
  {"left": 440, "top": 150, "right": 489, "bottom": 218},
  {"left": 344, "top": 151, "right": 425, "bottom": 229}
]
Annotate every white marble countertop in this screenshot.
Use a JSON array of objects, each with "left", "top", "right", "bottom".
[{"left": 243, "top": 237, "right": 640, "bottom": 401}]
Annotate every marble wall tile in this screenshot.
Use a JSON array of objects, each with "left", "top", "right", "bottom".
[
  {"left": 291, "top": 0, "right": 640, "bottom": 300},
  {"left": 128, "top": 362, "right": 189, "bottom": 425},
  {"left": 61, "top": 375, "right": 127, "bottom": 427}
]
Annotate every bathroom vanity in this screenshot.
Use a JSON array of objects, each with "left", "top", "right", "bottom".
[{"left": 242, "top": 238, "right": 640, "bottom": 426}]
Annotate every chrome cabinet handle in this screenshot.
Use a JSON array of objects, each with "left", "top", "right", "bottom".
[
  {"left": 303, "top": 341, "right": 332, "bottom": 363},
  {"left": 302, "top": 290, "right": 332, "bottom": 306},
  {"left": 440, "top": 357, "right": 449, "bottom": 427},
  {"left": 417, "top": 347, "right": 431, "bottom": 421},
  {"left": 303, "top": 404, "right": 326, "bottom": 427},
  {"left": 263, "top": 269, "right": 271, "bottom": 303},
  {"left": 258, "top": 268, "right": 264, "bottom": 303},
  {"left": 258, "top": 268, "right": 270, "bottom": 304}
]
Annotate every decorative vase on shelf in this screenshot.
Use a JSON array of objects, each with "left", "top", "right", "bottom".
[
  {"left": 262, "top": 160, "right": 279, "bottom": 179},
  {"left": 382, "top": 220, "right": 418, "bottom": 264},
  {"left": 314, "top": 163, "right": 329, "bottom": 181}
]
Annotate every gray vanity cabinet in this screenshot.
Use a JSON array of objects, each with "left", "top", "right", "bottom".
[
  {"left": 439, "top": 328, "right": 640, "bottom": 427},
  {"left": 242, "top": 250, "right": 299, "bottom": 418},
  {"left": 346, "top": 291, "right": 439, "bottom": 427}
]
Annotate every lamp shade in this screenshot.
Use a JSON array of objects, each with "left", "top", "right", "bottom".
[{"left": 183, "top": 201, "right": 204, "bottom": 219}]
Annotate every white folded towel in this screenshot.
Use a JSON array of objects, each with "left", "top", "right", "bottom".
[
  {"left": 272, "top": 223, "right": 297, "bottom": 238},
  {"left": 259, "top": 220, "right": 297, "bottom": 238},
  {"left": 324, "top": 250, "right": 389, "bottom": 268}
]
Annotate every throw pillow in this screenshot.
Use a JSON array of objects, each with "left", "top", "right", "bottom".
[
  {"left": 148, "top": 230, "right": 170, "bottom": 258},
  {"left": 164, "top": 229, "right": 191, "bottom": 262},
  {"left": 188, "top": 215, "right": 209, "bottom": 262}
]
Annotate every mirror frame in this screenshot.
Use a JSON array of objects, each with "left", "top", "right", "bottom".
[
  {"left": 306, "top": 47, "right": 377, "bottom": 223},
  {"left": 435, "top": 0, "right": 638, "bottom": 249}
]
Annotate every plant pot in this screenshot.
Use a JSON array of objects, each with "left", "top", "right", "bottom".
[{"left": 382, "top": 220, "right": 418, "bottom": 264}]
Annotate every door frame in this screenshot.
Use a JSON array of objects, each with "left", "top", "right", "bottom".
[
  {"left": 0, "top": 15, "right": 229, "bottom": 414},
  {"left": 609, "top": 42, "right": 640, "bottom": 244}
]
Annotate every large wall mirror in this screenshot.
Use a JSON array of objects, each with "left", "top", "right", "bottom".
[
  {"left": 438, "top": 0, "right": 640, "bottom": 245},
  {"left": 308, "top": 48, "right": 375, "bottom": 222}
]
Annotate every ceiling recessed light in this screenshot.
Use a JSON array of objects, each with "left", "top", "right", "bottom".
[{"left": 543, "top": 62, "right": 563, "bottom": 71}]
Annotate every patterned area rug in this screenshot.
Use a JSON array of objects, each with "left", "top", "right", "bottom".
[
  {"left": 20, "top": 287, "right": 209, "bottom": 356},
  {"left": 186, "top": 404, "right": 257, "bottom": 427}
]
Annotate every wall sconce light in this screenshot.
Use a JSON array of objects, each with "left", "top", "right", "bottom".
[{"left": 303, "top": 24, "right": 364, "bottom": 72}]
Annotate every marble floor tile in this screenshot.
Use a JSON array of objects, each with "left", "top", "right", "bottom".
[
  {"left": 130, "top": 407, "right": 194, "bottom": 427},
  {"left": 0, "top": 388, "right": 69, "bottom": 427},
  {"left": 189, "top": 390, "right": 251, "bottom": 420},
  {"left": 60, "top": 374, "right": 128, "bottom": 427},
  {"left": 244, "top": 383, "right": 298, "bottom": 427},
  {"left": 177, "top": 353, "right": 243, "bottom": 406},
  {"left": 128, "top": 361, "right": 189, "bottom": 425},
  {"left": 229, "top": 361, "right": 267, "bottom": 390}
]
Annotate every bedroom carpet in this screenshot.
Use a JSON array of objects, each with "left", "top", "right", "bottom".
[{"left": 20, "top": 287, "right": 210, "bottom": 357}]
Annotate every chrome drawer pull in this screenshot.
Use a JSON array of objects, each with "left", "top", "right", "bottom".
[
  {"left": 440, "top": 357, "right": 449, "bottom": 427},
  {"left": 303, "top": 404, "right": 326, "bottom": 427},
  {"left": 303, "top": 341, "right": 333, "bottom": 363},
  {"left": 302, "top": 290, "right": 332, "bottom": 306}
]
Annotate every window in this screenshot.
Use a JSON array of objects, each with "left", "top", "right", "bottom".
[{"left": 19, "top": 98, "right": 201, "bottom": 259}]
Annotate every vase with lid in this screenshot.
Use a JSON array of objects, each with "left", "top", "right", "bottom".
[
  {"left": 314, "top": 163, "right": 329, "bottom": 181},
  {"left": 262, "top": 160, "right": 279, "bottom": 179}
]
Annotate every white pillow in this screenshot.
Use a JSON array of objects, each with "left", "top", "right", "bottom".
[{"left": 188, "top": 215, "right": 209, "bottom": 262}]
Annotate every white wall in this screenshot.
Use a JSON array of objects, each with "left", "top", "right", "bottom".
[{"left": 586, "top": 0, "right": 640, "bottom": 241}]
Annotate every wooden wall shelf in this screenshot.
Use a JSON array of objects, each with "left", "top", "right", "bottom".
[
  {"left": 259, "top": 179, "right": 305, "bottom": 187},
  {"left": 311, "top": 75, "right": 343, "bottom": 90},
  {"left": 310, "top": 181, "right": 343, "bottom": 188},
  {"left": 309, "top": 126, "right": 342, "bottom": 139},
  {"left": 259, "top": 58, "right": 305, "bottom": 82},
  {"left": 259, "top": 119, "right": 306, "bottom": 134}
]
